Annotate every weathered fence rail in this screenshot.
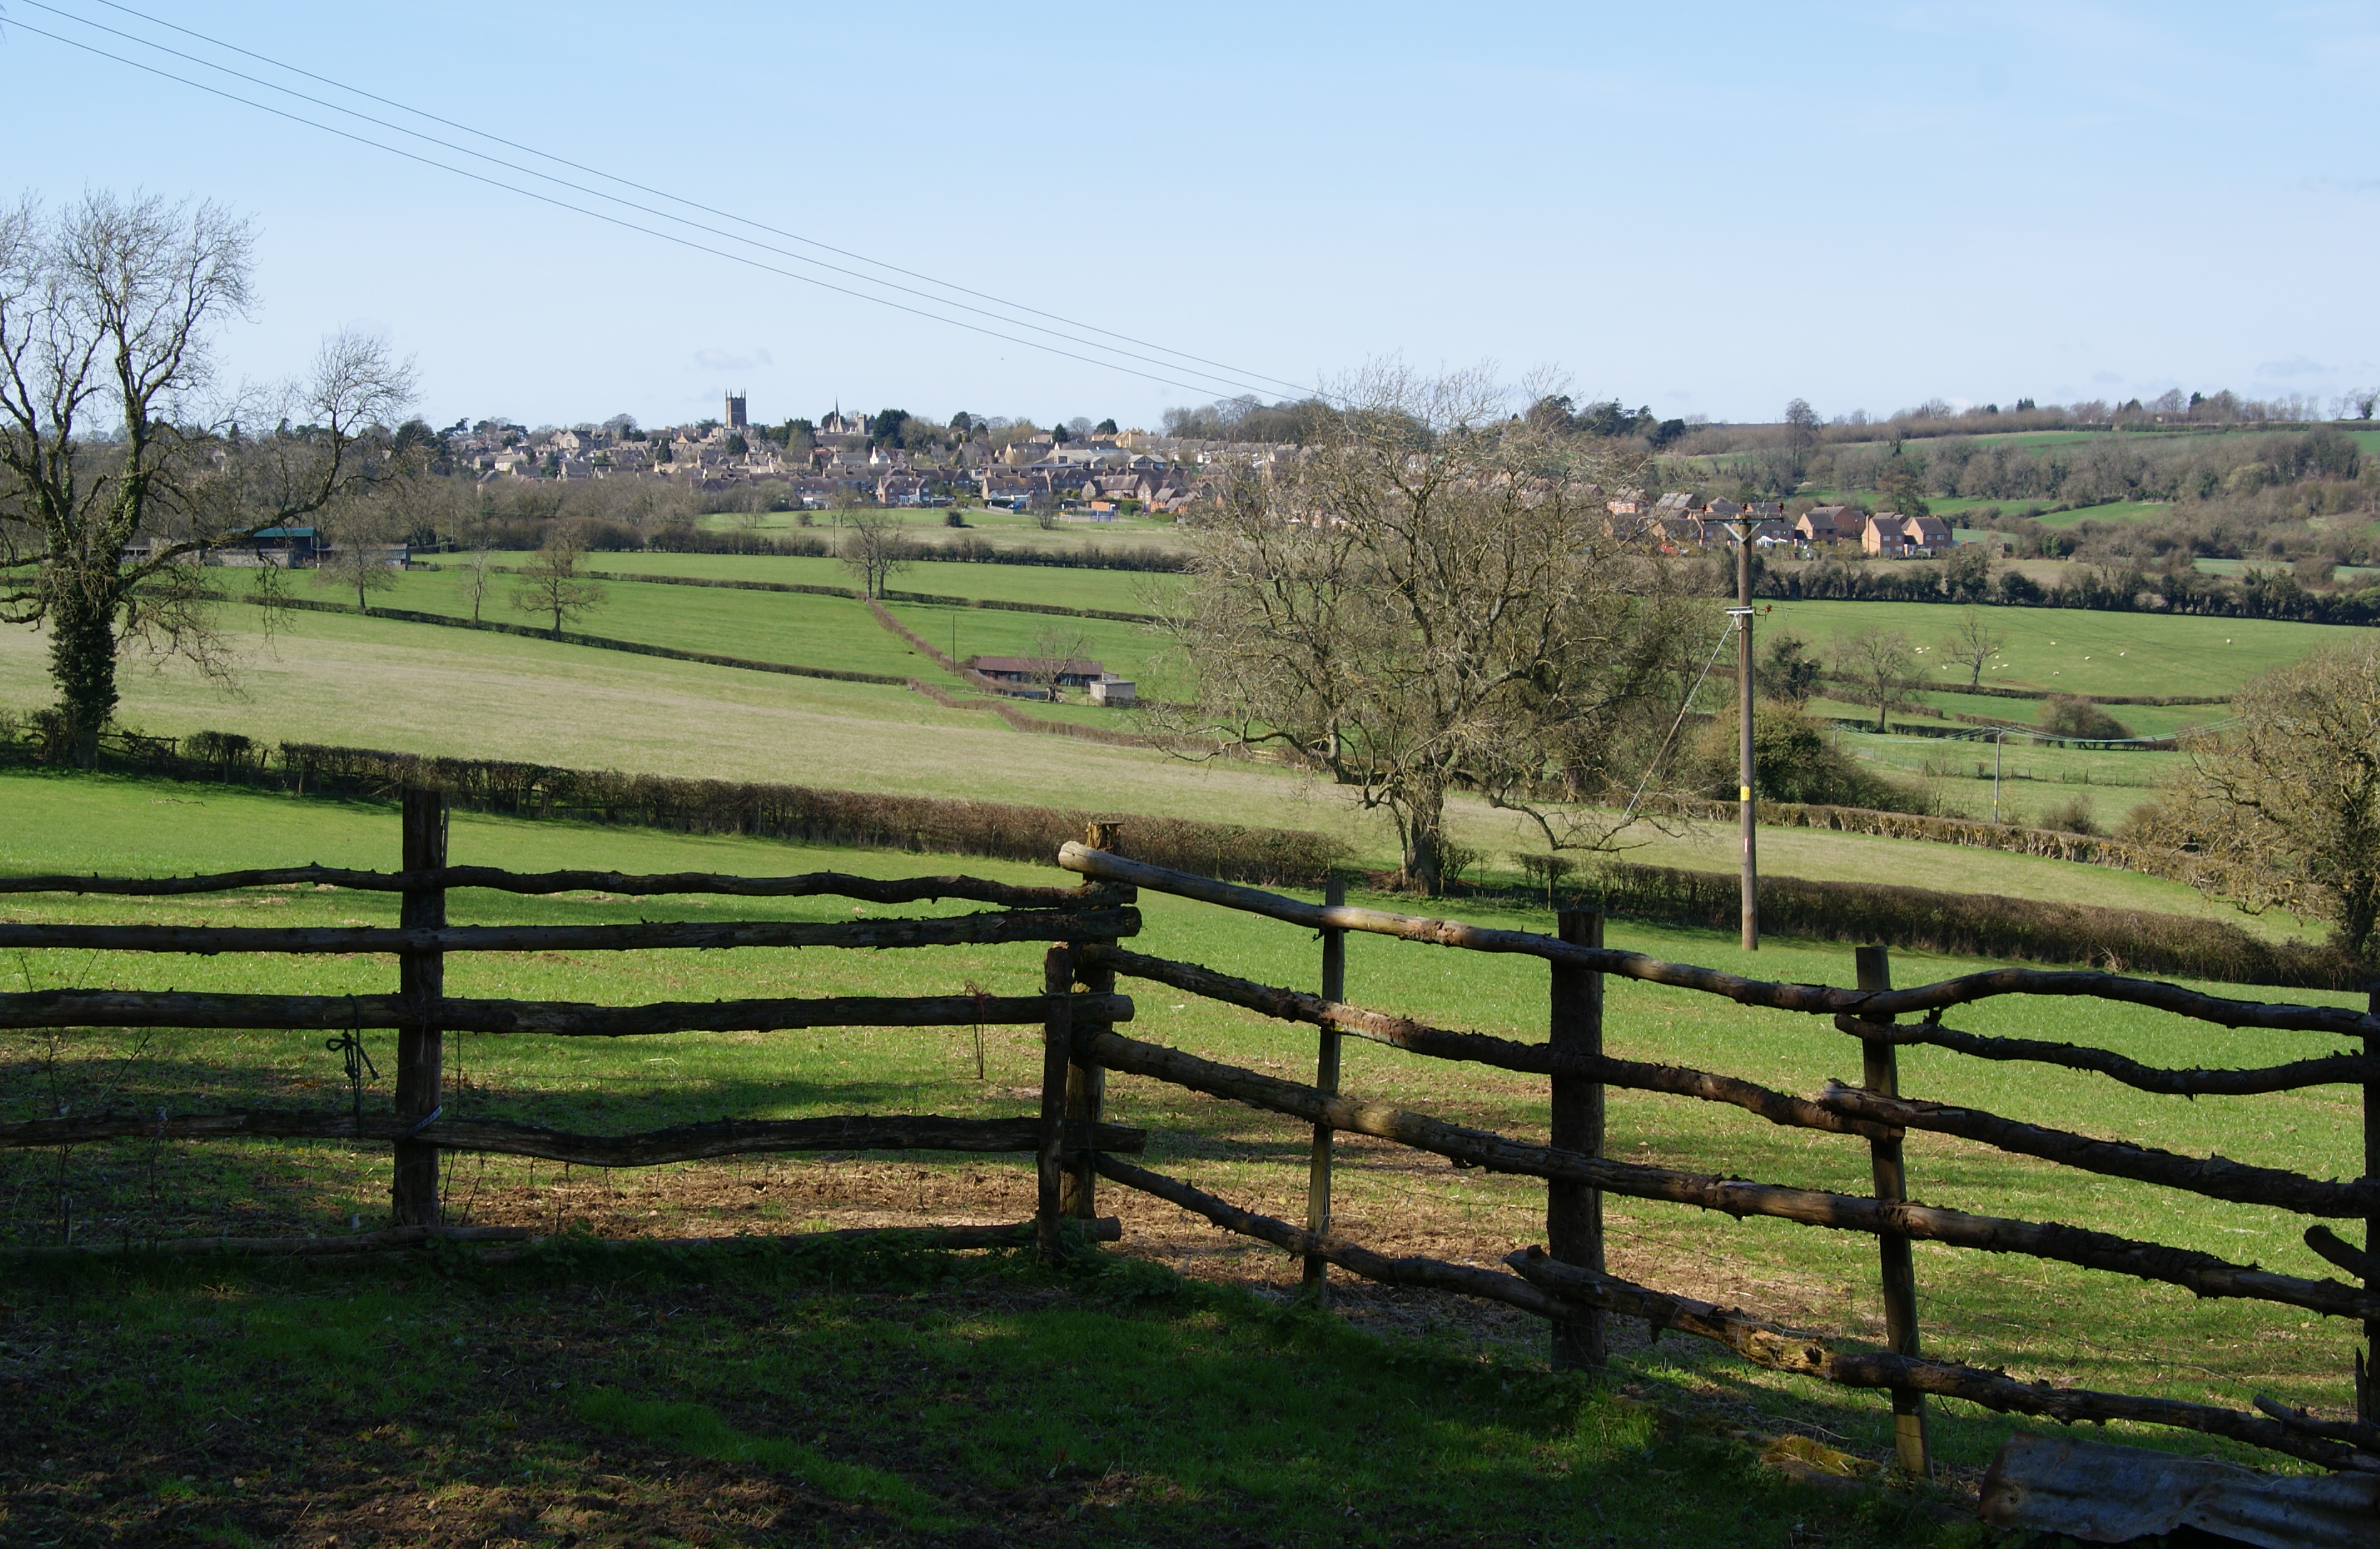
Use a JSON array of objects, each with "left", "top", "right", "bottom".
[
  {"left": 1047, "top": 841, "right": 2380, "bottom": 1478},
  {"left": 0, "top": 789, "right": 1139, "bottom": 1234},
  {"left": 11, "top": 801, "right": 2378, "bottom": 1482}
]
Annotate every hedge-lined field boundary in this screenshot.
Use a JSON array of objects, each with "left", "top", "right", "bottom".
[
  {"left": 1807, "top": 672, "right": 2229, "bottom": 708},
  {"left": 0, "top": 725, "right": 1346, "bottom": 886},
  {"left": 252, "top": 595, "right": 1169, "bottom": 747},
  {"left": 551, "top": 565, "right": 1163, "bottom": 625},
  {"left": 1667, "top": 797, "right": 2161, "bottom": 871},
  {"left": 1586, "top": 858, "right": 2356, "bottom": 989},
  {"left": 255, "top": 596, "right": 910, "bottom": 685},
  {"left": 863, "top": 601, "right": 1188, "bottom": 751}
]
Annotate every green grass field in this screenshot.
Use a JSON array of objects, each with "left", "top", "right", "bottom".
[
  {"left": 0, "top": 772, "right": 2364, "bottom": 1539},
  {"left": 1760, "top": 598, "right": 2351, "bottom": 701},
  {"left": 368, "top": 569, "right": 941, "bottom": 680},
  {"left": 7, "top": 559, "right": 2368, "bottom": 939},
  {"left": 563, "top": 550, "right": 1182, "bottom": 614}
]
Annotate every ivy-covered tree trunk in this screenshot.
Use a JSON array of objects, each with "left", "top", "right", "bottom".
[{"left": 47, "top": 573, "right": 121, "bottom": 765}]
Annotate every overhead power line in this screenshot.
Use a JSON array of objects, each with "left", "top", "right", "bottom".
[
  {"left": 11, "top": 1, "right": 1326, "bottom": 407},
  {"left": 4, "top": 17, "right": 1270, "bottom": 401}
]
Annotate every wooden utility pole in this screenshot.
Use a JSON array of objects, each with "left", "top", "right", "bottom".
[{"left": 1721, "top": 514, "right": 1760, "bottom": 950}]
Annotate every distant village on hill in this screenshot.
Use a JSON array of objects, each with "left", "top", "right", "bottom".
[
  {"left": 433, "top": 393, "right": 1971, "bottom": 556},
  {"left": 437, "top": 394, "right": 1280, "bottom": 518}
]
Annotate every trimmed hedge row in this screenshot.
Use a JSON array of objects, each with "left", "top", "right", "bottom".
[
  {"left": 879, "top": 587, "right": 1159, "bottom": 625},
  {"left": 1671, "top": 797, "right": 2159, "bottom": 871},
  {"left": 274, "top": 744, "right": 1340, "bottom": 883},
  {"left": 1586, "top": 858, "right": 2357, "bottom": 989},
  {"left": 1810, "top": 671, "right": 2227, "bottom": 707},
  {"left": 0, "top": 723, "right": 1343, "bottom": 886}
]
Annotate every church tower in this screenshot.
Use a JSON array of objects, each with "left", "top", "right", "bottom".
[{"left": 724, "top": 391, "right": 747, "bottom": 430}]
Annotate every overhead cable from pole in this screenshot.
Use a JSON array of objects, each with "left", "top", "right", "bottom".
[{"left": 8, "top": 2, "right": 1327, "bottom": 407}]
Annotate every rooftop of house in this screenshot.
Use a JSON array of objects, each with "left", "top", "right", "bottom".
[{"left": 967, "top": 655, "right": 1109, "bottom": 678}]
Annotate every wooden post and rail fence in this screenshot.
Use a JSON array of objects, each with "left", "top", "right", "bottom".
[{"left": 2, "top": 797, "right": 2377, "bottom": 1480}]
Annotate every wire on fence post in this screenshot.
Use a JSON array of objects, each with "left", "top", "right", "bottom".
[
  {"left": 1304, "top": 874, "right": 1347, "bottom": 1299},
  {"left": 1036, "top": 943, "right": 1075, "bottom": 1264},
  {"left": 1549, "top": 907, "right": 1606, "bottom": 1370},
  {"left": 1063, "top": 821, "right": 1122, "bottom": 1224},
  {"left": 391, "top": 787, "right": 446, "bottom": 1227},
  {"left": 1857, "top": 943, "right": 1930, "bottom": 1477}
]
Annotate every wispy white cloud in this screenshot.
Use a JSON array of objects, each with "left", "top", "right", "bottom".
[
  {"left": 2258, "top": 355, "right": 2329, "bottom": 378},
  {"left": 694, "top": 346, "right": 774, "bottom": 371}
]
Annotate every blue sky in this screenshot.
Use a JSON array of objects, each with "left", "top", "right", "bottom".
[{"left": 9, "top": 1, "right": 2377, "bottom": 430}]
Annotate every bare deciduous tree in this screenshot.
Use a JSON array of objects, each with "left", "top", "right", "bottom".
[
  {"left": 1025, "top": 623, "right": 1096, "bottom": 703},
  {"left": 1835, "top": 626, "right": 1914, "bottom": 732},
  {"left": 313, "top": 499, "right": 406, "bottom": 614},
  {"left": 1154, "top": 363, "right": 1691, "bottom": 894},
  {"left": 509, "top": 527, "right": 605, "bottom": 640},
  {"left": 1941, "top": 606, "right": 2007, "bottom": 688},
  {"left": 837, "top": 509, "right": 912, "bottom": 598},
  {"left": 454, "top": 533, "right": 498, "bottom": 624},
  {"left": 0, "top": 193, "right": 411, "bottom": 758},
  {"left": 2130, "top": 642, "right": 2380, "bottom": 957}
]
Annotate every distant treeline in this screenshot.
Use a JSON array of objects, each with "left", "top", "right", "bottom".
[
  {"left": 1743, "top": 550, "right": 2380, "bottom": 625},
  {"left": 536, "top": 523, "right": 1191, "bottom": 574}
]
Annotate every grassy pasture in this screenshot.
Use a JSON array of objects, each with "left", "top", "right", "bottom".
[
  {"left": 1760, "top": 597, "right": 2348, "bottom": 700},
  {"left": 0, "top": 576, "right": 2352, "bottom": 932},
  {"left": 566, "top": 550, "right": 1184, "bottom": 614},
  {"left": 0, "top": 775, "right": 2363, "bottom": 1436},
  {"left": 331, "top": 569, "right": 945, "bottom": 681},
  {"left": 6, "top": 1244, "right": 1969, "bottom": 1546}
]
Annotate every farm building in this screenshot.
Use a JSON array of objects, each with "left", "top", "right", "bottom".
[
  {"left": 967, "top": 655, "right": 1109, "bottom": 690},
  {"left": 968, "top": 655, "right": 1132, "bottom": 703}
]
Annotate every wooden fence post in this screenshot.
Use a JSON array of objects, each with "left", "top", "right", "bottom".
[
  {"left": 1036, "top": 943, "right": 1075, "bottom": 1264},
  {"left": 1857, "top": 944, "right": 1929, "bottom": 1477},
  {"left": 2365, "top": 986, "right": 2378, "bottom": 1424},
  {"left": 1062, "top": 822, "right": 1121, "bottom": 1222},
  {"left": 1303, "top": 875, "right": 1347, "bottom": 1297},
  {"left": 1549, "top": 908, "right": 1606, "bottom": 1369},
  {"left": 391, "top": 788, "right": 446, "bottom": 1227}
]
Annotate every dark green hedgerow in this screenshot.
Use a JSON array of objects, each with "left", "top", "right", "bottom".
[
  {"left": 1588, "top": 858, "right": 2359, "bottom": 988},
  {"left": 0, "top": 723, "right": 1346, "bottom": 887}
]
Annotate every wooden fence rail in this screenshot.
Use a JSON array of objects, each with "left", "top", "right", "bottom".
[
  {"left": 1834, "top": 1014, "right": 2369, "bottom": 1095},
  {"left": 0, "top": 989, "right": 1131, "bottom": 1035},
  {"left": 1083, "top": 1025, "right": 2380, "bottom": 1322},
  {"left": 0, "top": 862, "right": 1127, "bottom": 908},
  {"left": 11, "top": 802, "right": 2377, "bottom": 1480},
  {"left": 0, "top": 1112, "right": 1149, "bottom": 1166},
  {"left": 0, "top": 792, "right": 1141, "bottom": 1242},
  {"left": 1052, "top": 841, "right": 2380, "bottom": 1478},
  {"left": 0, "top": 907, "right": 1139, "bottom": 957},
  {"left": 1057, "top": 843, "right": 2379, "bottom": 1037},
  {"left": 1083, "top": 1153, "right": 2366, "bottom": 1471}
]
